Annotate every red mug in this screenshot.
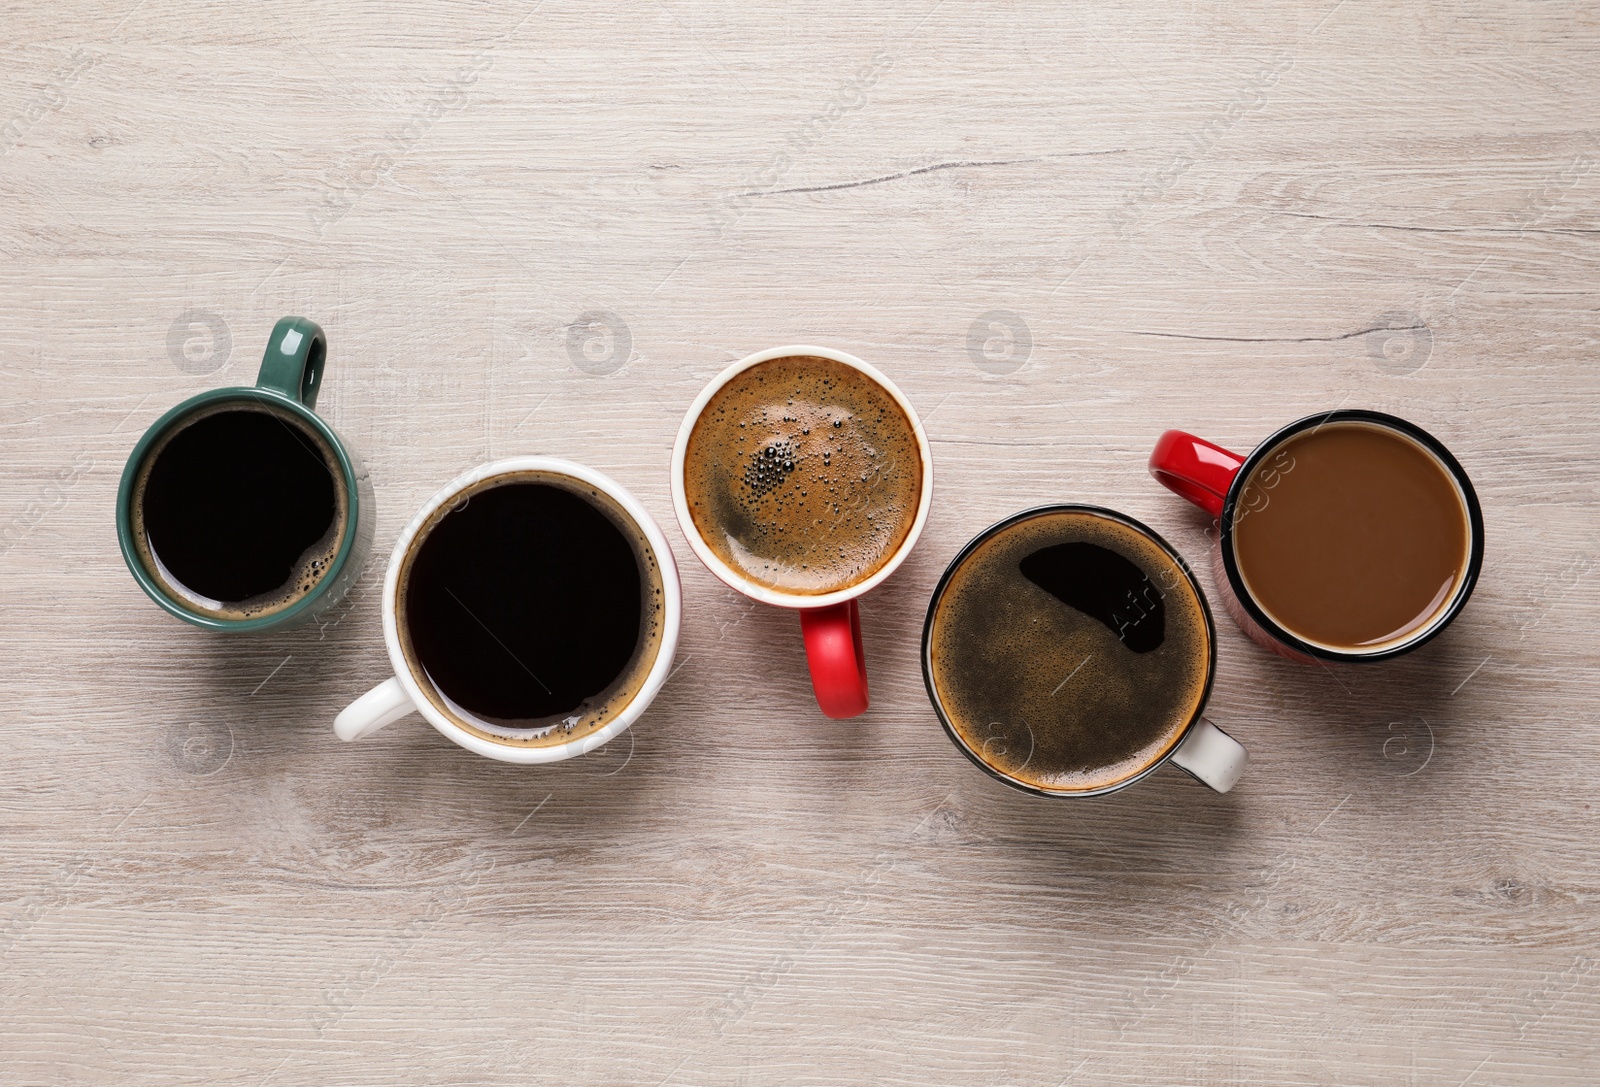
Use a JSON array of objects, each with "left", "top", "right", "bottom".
[
  {"left": 1149, "top": 409, "right": 1484, "bottom": 663},
  {"left": 671, "top": 346, "right": 934, "bottom": 718}
]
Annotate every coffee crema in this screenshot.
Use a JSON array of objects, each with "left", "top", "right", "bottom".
[
  {"left": 926, "top": 509, "right": 1212, "bottom": 794},
  {"left": 396, "top": 473, "right": 666, "bottom": 748},
  {"left": 131, "top": 401, "right": 346, "bottom": 620},
  {"left": 1231, "top": 421, "right": 1470, "bottom": 652},
  {"left": 682, "top": 355, "right": 922, "bottom": 595}
]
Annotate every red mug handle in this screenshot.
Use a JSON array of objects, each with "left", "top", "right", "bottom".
[
  {"left": 1149, "top": 430, "right": 1247, "bottom": 519},
  {"left": 799, "top": 599, "right": 869, "bottom": 719}
]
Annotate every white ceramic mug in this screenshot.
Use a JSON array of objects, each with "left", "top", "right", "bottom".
[
  {"left": 670, "top": 345, "right": 933, "bottom": 719},
  {"left": 334, "top": 456, "right": 681, "bottom": 764}
]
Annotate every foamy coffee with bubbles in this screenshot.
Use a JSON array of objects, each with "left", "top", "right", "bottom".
[{"left": 682, "top": 354, "right": 923, "bottom": 595}]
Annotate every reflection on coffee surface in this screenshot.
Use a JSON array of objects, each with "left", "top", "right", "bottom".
[
  {"left": 398, "top": 475, "right": 665, "bottom": 747},
  {"left": 1232, "top": 422, "right": 1470, "bottom": 651},
  {"left": 927, "top": 509, "right": 1211, "bottom": 793},
  {"left": 133, "top": 402, "right": 345, "bottom": 619},
  {"left": 682, "top": 355, "right": 922, "bottom": 595}
]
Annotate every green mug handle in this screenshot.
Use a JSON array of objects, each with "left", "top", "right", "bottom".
[{"left": 255, "top": 316, "right": 328, "bottom": 410}]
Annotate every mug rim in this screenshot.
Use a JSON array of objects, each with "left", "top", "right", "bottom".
[
  {"left": 115, "top": 386, "right": 364, "bottom": 632},
  {"left": 380, "top": 455, "right": 682, "bottom": 765},
  {"left": 1217, "top": 409, "right": 1485, "bottom": 663},
  {"left": 669, "top": 344, "right": 935, "bottom": 610},
  {"left": 920, "top": 503, "right": 1219, "bottom": 799}
]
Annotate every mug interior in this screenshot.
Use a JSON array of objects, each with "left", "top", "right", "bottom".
[
  {"left": 383, "top": 458, "right": 680, "bottom": 762},
  {"left": 670, "top": 345, "right": 934, "bottom": 610},
  {"left": 921, "top": 504, "right": 1218, "bottom": 799},
  {"left": 116, "top": 388, "right": 361, "bottom": 631},
  {"left": 1218, "top": 410, "right": 1484, "bottom": 662}
]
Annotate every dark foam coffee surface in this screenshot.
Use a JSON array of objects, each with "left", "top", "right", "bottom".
[
  {"left": 682, "top": 355, "right": 922, "bottom": 595},
  {"left": 397, "top": 473, "right": 666, "bottom": 748},
  {"left": 132, "top": 401, "right": 345, "bottom": 620},
  {"left": 927, "top": 509, "right": 1211, "bottom": 793}
]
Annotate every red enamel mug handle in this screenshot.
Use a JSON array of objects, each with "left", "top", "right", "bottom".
[
  {"left": 1149, "top": 430, "right": 1247, "bottom": 519},
  {"left": 799, "top": 599, "right": 869, "bottom": 719}
]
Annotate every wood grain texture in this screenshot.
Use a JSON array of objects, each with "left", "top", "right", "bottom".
[{"left": 2, "top": 1, "right": 1598, "bottom": 1083}]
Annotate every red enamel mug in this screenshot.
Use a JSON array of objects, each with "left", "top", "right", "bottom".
[
  {"left": 671, "top": 346, "right": 934, "bottom": 718},
  {"left": 1148, "top": 410, "right": 1484, "bottom": 663}
]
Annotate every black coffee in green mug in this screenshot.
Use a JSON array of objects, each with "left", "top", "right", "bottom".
[{"left": 116, "top": 317, "right": 373, "bottom": 631}]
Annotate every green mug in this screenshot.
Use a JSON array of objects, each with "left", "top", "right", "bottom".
[{"left": 116, "top": 317, "right": 373, "bottom": 632}]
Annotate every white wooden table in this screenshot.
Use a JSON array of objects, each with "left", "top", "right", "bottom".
[{"left": 3, "top": 2, "right": 1597, "bottom": 1083}]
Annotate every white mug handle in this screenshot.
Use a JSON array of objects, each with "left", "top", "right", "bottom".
[
  {"left": 334, "top": 676, "right": 416, "bottom": 741},
  {"left": 1169, "top": 716, "right": 1248, "bottom": 793}
]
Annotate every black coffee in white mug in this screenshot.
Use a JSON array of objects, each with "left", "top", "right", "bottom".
[
  {"left": 335, "top": 458, "right": 682, "bottom": 765},
  {"left": 401, "top": 479, "right": 661, "bottom": 730}
]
